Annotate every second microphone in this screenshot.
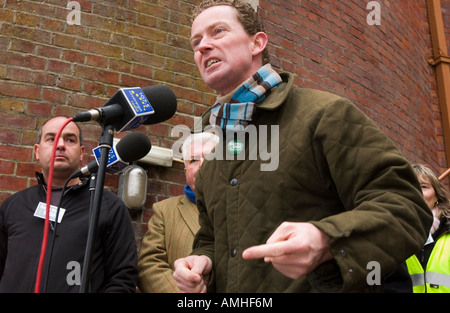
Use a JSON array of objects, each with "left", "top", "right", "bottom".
[{"left": 72, "top": 131, "right": 152, "bottom": 178}]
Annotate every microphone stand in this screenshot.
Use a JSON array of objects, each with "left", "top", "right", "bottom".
[
  {"left": 80, "top": 124, "right": 114, "bottom": 293},
  {"left": 88, "top": 172, "right": 97, "bottom": 214}
]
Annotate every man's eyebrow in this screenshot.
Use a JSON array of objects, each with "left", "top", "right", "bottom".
[
  {"left": 64, "top": 132, "right": 79, "bottom": 140},
  {"left": 44, "top": 131, "right": 79, "bottom": 141},
  {"left": 45, "top": 131, "right": 77, "bottom": 136},
  {"left": 190, "top": 21, "right": 229, "bottom": 42},
  {"left": 44, "top": 132, "right": 56, "bottom": 137}
]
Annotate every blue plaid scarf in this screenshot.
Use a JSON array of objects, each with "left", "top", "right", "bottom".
[{"left": 209, "top": 64, "right": 282, "bottom": 131}]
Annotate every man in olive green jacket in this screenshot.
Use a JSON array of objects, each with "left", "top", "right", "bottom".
[{"left": 173, "top": 0, "right": 432, "bottom": 292}]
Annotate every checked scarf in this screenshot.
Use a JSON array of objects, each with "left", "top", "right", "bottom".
[{"left": 209, "top": 64, "right": 282, "bottom": 131}]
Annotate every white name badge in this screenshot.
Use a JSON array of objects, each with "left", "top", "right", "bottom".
[{"left": 34, "top": 202, "right": 66, "bottom": 223}]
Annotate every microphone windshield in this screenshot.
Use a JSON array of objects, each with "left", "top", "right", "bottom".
[
  {"left": 142, "top": 85, "right": 177, "bottom": 125},
  {"left": 116, "top": 131, "right": 152, "bottom": 162}
]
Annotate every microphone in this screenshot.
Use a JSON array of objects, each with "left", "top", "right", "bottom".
[
  {"left": 119, "top": 165, "right": 148, "bottom": 210},
  {"left": 141, "top": 86, "right": 177, "bottom": 125},
  {"left": 72, "top": 131, "right": 152, "bottom": 178},
  {"left": 73, "top": 85, "right": 177, "bottom": 132}
]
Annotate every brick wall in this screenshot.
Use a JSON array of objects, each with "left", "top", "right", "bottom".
[
  {"left": 0, "top": 0, "right": 210, "bottom": 246},
  {"left": 0, "top": 0, "right": 448, "bottom": 248},
  {"left": 262, "top": 1, "right": 444, "bottom": 169}
]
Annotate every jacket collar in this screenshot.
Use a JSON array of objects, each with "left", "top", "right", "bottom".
[
  {"left": 199, "top": 72, "right": 294, "bottom": 130},
  {"left": 257, "top": 72, "right": 294, "bottom": 111},
  {"left": 214, "top": 72, "right": 293, "bottom": 110},
  {"left": 434, "top": 217, "right": 450, "bottom": 239},
  {"left": 35, "top": 171, "right": 88, "bottom": 191}
]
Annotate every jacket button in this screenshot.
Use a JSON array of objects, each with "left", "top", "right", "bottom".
[
  {"left": 230, "top": 248, "right": 237, "bottom": 257},
  {"left": 230, "top": 178, "right": 238, "bottom": 186}
]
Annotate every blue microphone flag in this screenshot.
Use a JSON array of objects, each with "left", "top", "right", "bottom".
[
  {"left": 105, "top": 87, "right": 155, "bottom": 132},
  {"left": 92, "top": 143, "right": 127, "bottom": 174}
]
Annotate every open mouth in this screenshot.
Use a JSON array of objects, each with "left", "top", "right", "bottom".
[{"left": 206, "top": 59, "right": 220, "bottom": 68}]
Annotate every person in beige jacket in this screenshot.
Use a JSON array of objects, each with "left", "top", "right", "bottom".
[{"left": 137, "top": 132, "right": 218, "bottom": 292}]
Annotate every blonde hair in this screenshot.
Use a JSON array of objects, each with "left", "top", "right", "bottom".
[
  {"left": 181, "top": 132, "right": 219, "bottom": 165},
  {"left": 413, "top": 163, "right": 450, "bottom": 218}
]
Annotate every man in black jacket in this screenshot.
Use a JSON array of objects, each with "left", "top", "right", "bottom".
[{"left": 0, "top": 116, "right": 137, "bottom": 292}]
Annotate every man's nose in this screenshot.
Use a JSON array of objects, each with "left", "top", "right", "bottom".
[
  {"left": 197, "top": 37, "right": 213, "bottom": 53},
  {"left": 56, "top": 137, "right": 66, "bottom": 149}
]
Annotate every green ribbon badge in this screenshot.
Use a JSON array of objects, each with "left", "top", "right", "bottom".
[{"left": 227, "top": 139, "right": 244, "bottom": 155}]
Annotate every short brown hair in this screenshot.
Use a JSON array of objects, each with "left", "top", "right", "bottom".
[
  {"left": 191, "top": 0, "right": 270, "bottom": 65},
  {"left": 37, "top": 117, "right": 84, "bottom": 146}
]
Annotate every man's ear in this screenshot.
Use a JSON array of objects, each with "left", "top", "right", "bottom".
[
  {"left": 79, "top": 145, "right": 85, "bottom": 163},
  {"left": 34, "top": 144, "right": 40, "bottom": 161},
  {"left": 251, "top": 32, "right": 268, "bottom": 57}
]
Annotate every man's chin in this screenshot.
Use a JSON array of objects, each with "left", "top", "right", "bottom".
[{"left": 51, "top": 164, "right": 77, "bottom": 176}]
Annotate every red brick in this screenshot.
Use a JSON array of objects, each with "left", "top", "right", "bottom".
[
  {"left": 0, "top": 80, "right": 41, "bottom": 99},
  {"left": 48, "top": 60, "right": 72, "bottom": 74},
  {"left": 0, "top": 144, "right": 33, "bottom": 162},
  {"left": 0, "top": 176, "right": 28, "bottom": 192},
  {"left": 42, "top": 88, "right": 68, "bottom": 104}
]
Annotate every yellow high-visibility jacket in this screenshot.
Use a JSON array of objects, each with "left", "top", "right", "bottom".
[{"left": 406, "top": 233, "right": 450, "bottom": 293}]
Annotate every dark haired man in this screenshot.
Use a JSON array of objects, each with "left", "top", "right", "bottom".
[{"left": 0, "top": 116, "right": 137, "bottom": 292}]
